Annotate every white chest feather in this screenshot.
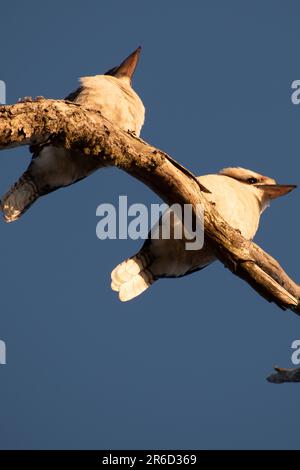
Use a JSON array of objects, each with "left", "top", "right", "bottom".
[{"left": 198, "top": 174, "right": 262, "bottom": 240}]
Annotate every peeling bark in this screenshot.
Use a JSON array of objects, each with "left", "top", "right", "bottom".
[{"left": 267, "top": 366, "right": 300, "bottom": 383}]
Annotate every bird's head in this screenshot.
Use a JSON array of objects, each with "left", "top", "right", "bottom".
[
  {"left": 219, "top": 167, "right": 297, "bottom": 211},
  {"left": 105, "top": 47, "right": 141, "bottom": 85}
]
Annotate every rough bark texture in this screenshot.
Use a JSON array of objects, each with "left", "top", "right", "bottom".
[
  {"left": 267, "top": 366, "right": 300, "bottom": 383},
  {"left": 0, "top": 98, "right": 299, "bottom": 317}
]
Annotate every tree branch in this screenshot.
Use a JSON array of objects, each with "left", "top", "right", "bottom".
[
  {"left": 0, "top": 98, "right": 299, "bottom": 315},
  {"left": 267, "top": 366, "right": 300, "bottom": 383}
]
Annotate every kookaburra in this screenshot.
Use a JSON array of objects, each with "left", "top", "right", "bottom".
[
  {"left": 111, "top": 167, "right": 296, "bottom": 302},
  {"left": 1, "top": 47, "right": 145, "bottom": 222}
]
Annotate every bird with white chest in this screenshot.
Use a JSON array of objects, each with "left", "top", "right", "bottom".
[
  {"left": 1, "top": 47, "right": 145, "bottom": 223},
  {"left": 111, "top": 167, "right": 296, "bottom": 302}
]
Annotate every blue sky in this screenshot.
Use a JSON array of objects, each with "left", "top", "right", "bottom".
[{"left": 1, "top": 0, "right": 300, "bottom": 449}]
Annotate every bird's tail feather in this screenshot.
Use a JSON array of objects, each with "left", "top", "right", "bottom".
[
  {"left": 1, "top": 173, "right": 39, "bottom": 223},
  {"left": 111, "top": 251, "right": 156, "bottom": 302}
]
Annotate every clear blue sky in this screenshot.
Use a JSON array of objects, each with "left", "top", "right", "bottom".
[{"left": 1, "top": 0, "right": 300, "bottom": 450}]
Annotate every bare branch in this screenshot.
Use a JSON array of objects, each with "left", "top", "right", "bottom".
[
  {"left": 0, "top": 98, "right": 300, "bottom": 314},
  {"left": 267, "top": 366, "right": 300, "bottom": 383}
]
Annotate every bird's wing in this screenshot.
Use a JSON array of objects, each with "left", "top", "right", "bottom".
[
  {"left": 159, "top": 264, "right": 210, "bottom": 279},
  {"left": 64, "top": 86, "right": 83, "bottom": 102}
]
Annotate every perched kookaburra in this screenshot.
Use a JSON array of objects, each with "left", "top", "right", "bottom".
[
  {"left": 111, "top": 167, "right": 296, "bottom": 302},
  {"left": 1, "top": 47, "right": 145, "bottom": 222}
]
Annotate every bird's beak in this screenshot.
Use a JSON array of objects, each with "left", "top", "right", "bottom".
[
  {"left": 257, "top": 184, "right": 297, "bottom": 200},
  {"left": 106, "top": 47, "right": 141, "bottom": 81}
]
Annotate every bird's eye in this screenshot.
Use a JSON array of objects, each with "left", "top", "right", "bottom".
[{"left": 247, "top": 177, "right": 258, "bottom": 184}]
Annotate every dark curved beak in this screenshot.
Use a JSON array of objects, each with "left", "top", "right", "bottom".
[
  {"left": 105, "top": 47, "right": 141, "bottom": 81},
  {"left": 257, "top": 184, "right": 297, "bottom": 200}
]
